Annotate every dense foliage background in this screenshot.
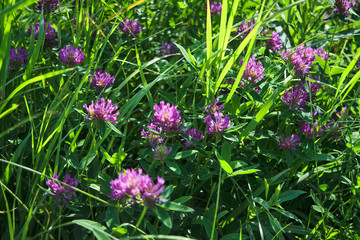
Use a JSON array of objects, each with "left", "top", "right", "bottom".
[{"left": 1, "top": 0, "right": 360, "bottom": 239}]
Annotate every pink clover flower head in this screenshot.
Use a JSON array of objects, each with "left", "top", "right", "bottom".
[
  {"left": 182, "top": 128, "right": 204, "bottom": 149},
  {"left": 299, "top": 121, "right": 324, "bottom": 139},
  {"left": 204, "top": 1, "right": 222, "bottom": 15},
  {"left": 110, "top": 168, "right": 165, "bottom": 208},
  {"left": 265, "top": 32, "right": 283, "bottom": 52},
  {"left": 236, "top": 20, "right": 254, "bottom": 39},
  {"left": 153, "top": 145, "right": 172, "bottom": 161},
  {"left": 59, "top": 45, "right": 85, "bottom": 65},
  {"left": 141, "top": 123, "right": 165, "bottom": 147},
  {"left": 303, "top": 76, "right": 322, "bottom": 99},
  {"left": 83, "top": 98, "right": 119, "bottom": 124},
  {"left": 203, "top": 98, "right": 224, "bottom": 114},
  {"left": 281, "top": 85, "right": 308, "bottom": 110},
  {"left": 333, "top": 0, "right": 355, "bottom": 17},
  {"left": 314, "top": 48, "right": 328, "bottom": 61},
  {"left": 204, "top": 111, "right": 231, "bottom": 135},
  {"left": 160, "top": 42, "right": 177, "bottom": 60},
  {"left": 240, "top": 56, "right": 264, "bottom": 84},
  {"left": 152, "top": 101, "right": 182, "bottom": 134},
  {"left": 36, "top": 0, "right": 59, "bottom": 13},
  {"left": 88, "top": 70, "right": 115, "bottom": 92},
  {"left": 277, "top": 134, "right": 301, "bottom": 150},
  {"left": 9, "top": 47, "right": 28, "bottom": 71},
  {"left": 46, "top": 173, "right": 78, "bottom": 206},
  {"left": 119, "top": 18, "right": 142, "bottom": 37},
  {"left": 28, "top": 22, "right": 59, "bottom": 46}
]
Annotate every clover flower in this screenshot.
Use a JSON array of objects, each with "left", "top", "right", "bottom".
[
  {"left": 9, "top": 47, "right": 28, "bottom": 72},
  {"left": 88, "top": 70, "right": 115, "bottom": 92},
  {"left": 281, "top": 45, "right": 327, "bottom": 78},
  {"left": 152, "top": 101, "right": 182, "bottom": 134},
  {"left": 141, "top": 123, "right": 165, "bottom": 147},
  {"left": 299, "top": 121, "right": 324, "bottom": 139},
  {"left": 204, "top": 111, "right": 231, "bottom": 135},
  {"left": 83, "top": 98, "right": 119, "bottom": 124},
  {"left": 236, "top": 20, "right": 254, "bottom": 39},
  {"left": 153, "top": 145, "right": 172, "bottom": 161},
  {"left": 265, "top": 32, "right": 283, "bottom": 52},
  {"left": 119, "top": 18, "right": 142, "bottom": 37},
  {"left": 110, "top": 168, "right": 165, "bottom": 208},
  {"left": 36, "top": 0, "right": 59, "bottom": 13},
  {"left": 203, "top": 98, "right": 224, "bottom": 114},
  {"left": 160, "top": 42, "right": 177, "bottom": 60},
  {"left": 46, "top": 173, "right": 78, "bottom": 206},
  {"left": 302, "top": 76, "right": 322, "bottom": 100},
  {"left": 204, "top": 1, "right": 222, "bottom": 15},
  {"left": 327, "top": 106, "right": 347, "bottom": 136},
  {"left": 59, "top": 45, "right": 85, "bottom": 65},
  {"left": 277, "top": 134, "right": 301, "bottom": 150},
  {"left": 333, "top": 0, "right": 355, "bottom": 17},
  {"left": 281, "top": 85, "right": 308, "bottom": 110},
  {"left": 182, "top": 128, "right": 204, "bottom": 149},
  {"left": 28, "top": 22, "right": 59, "bottom": 46},
  {"left": 239, "top": 56, "right": 264, "bottom": 84}
]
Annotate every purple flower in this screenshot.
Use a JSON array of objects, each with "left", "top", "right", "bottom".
[
  {"left": 9, "top": 47, "right": 28, "bottom": 71},
  {"left": 160, "top": 42, "right": 177, "bottom": 60},
  {"left": 36, "top": 0, "right": 59, "bottom": 13},
  {"left": 281, "top": 45, "right": 327, "bottom": 78},
  {"left": 277, "top": 134, "right": 301, "bottom": 150},
  {"left": 28, "top": 22, "right": 59, "bottom": 46},
  {"left": 265, "top": 32, "right": 283, "bottom": 52},
  {"left": 83, "top": 98, "right": 119, "bottom": 124},
  {"left": 88, "top": 70, "right": 115, "bottom": 92},
  {"left": 110, "top": 168, "right": 165, "bottom": 208},
  {"left": 141, "top": 123, "right": 165, "bottom": 147},
  {"left": 236, "top": 20, "right": 254, "bottom": 39},
  {"left": 333, "top": 0, "right": 355, "bottom": 17},
  {"left": 59, "top": 45, "right": 85, "bottom": 65},
  {"left": 46, "top": 173, "right": 77, "bottom": 206},
  {"left": 204, "top": 111, "right": 231, "bottom": 135},
  {"left": 119, "top": 18, "right": 142, "bottom": 37},
  {"left": 281, "top": 85, "right": 308, "bottom": 110},
  {"left": 182, "top": 128, "right": 204, "bottom": 149},
  {"left": 328, "top": 106, "right": 347, "bottom": 136},
  {"left": 203, "top": 98, "right": 224, "bottom": 114},
  {"left": 302, "top": 76, "right": 322, "bottom": 99},
  {"left": 239, "top": 56, "right": 264, "bottom": 84},
  {"left": 204, "top": 1, "right": 222, "bottom": 15},
  {"left": 152, "top": 101, "right": 182, "bottom": 134},
  {"left": 153, "top": 145, "right": 172, "bottom": 161},
  {"left": 299, "top": 121, "right": 324, "bottom": 139}
]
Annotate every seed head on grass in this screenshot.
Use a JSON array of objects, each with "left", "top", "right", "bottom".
[
  {"left": 119, "top": 18, "right": 142, "bottom": 37},
  {"left": 110, "top": 168, "right": 165, "bottom": 208},
  {"left": 46, "top": 173, "right": 78, "bottom": 206},
  {"left": 83, "top": 98, "right": 119, "bottom": 124},
  {"left": 59, "top": 45, "right": 85, "bottom": 65},
  {"left": 9, "top": 47, "right": 28, "bottom": 72},
  {"left": 277, "top": 134, "right": 301, "bottom": 150}
]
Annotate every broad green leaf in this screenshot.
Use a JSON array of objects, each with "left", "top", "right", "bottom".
[{"left": 153, "top": 205, "right": 172, "bottom": 229}]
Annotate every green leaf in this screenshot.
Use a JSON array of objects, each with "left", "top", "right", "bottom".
[
  {"left": 105, "top": 121, "right": 124, "bottom": 136},
  {"left": 278, "top": 190, "right": 306, "bottom": 204},
  {"left": 162, "top": 201, "right": 194, "bottom": 213},
  {"left": 72, "top": 219, "right": 111, "bottom": 240},
  {"left": 215, "top": 149, "right": 233, "bottom": 174},
  {"left": 165, "top": 160, "right": 182, "bottom": 175},
  {"left": 172, "top": 150, "right": 198, "bottom": 160},
  {"left": 229, "top": 169, "right": 260, "bottom": 177},
  {"left": 106, "top": 207, "right": 120, "bottom": 229},
  {"left": 153, "top": 205, "right": 173, "bottom": 229},
  {"left": 221, "top": 141, "right": 231, "bottom": 162}
]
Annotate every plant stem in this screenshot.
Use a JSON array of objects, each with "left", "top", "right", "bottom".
[
  {"left": 210, "top": 168, "right": 222, "bottom": 240},
  {"left": 131, "top": 206, "right": 148, "bottom": 236}
]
